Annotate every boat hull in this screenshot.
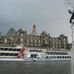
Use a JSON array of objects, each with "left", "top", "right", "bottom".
[{"left": 0, "top": 57, "right": 71, "bottom": 62}]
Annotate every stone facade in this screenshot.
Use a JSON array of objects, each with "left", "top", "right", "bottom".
[{"left": 0, "top": 25, "right": 71, "bottom": 49}]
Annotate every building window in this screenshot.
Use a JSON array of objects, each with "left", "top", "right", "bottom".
[
  {"left": 45, "top": 40, "right": 48, "bottom": 44},
  {"left": 27, "top": 39, "right": 29, "bottom": 43},
  {"left": 5, "top": 39, "right": 7, "bottom": 44},
  {"left": 27, "top": 39, "right": 28, "bottom": 41},
  {"left": 64, "top": 38, "right": 66, "bottom": 41},
  {"left": 35, "top": 40, "right": 37, "bottom": 43},
  {"left": 21, "top": 33, "right": 24, "bottom": 36},
  {"left": 38, "top": 44, "right": 41, "bottom": 46},
  {"left": 35, "top": 44, "right": 37, "bottom": 46},
  {"left": 21, "top": 38, "right": 23, "bottom": 42},
  {"left": 31, "top": 40, "right": 33, "bottom": 42},
  {"left": 53, "top": 41, "right": 54, "bottom": 44},
  {"left": 38, "top": 40, "right": 40, "bottom": 43},
  {"left": 26, "top": 43, "right": 29, "bottom": 46}
]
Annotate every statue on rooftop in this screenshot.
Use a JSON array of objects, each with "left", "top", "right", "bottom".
[{"left": 68, "top": 10, "right": 74, "bottom": 23}]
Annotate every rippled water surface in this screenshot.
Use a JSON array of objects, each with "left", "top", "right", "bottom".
[{"left": 0, "top": 61, "right": 71, "bottom": 74}]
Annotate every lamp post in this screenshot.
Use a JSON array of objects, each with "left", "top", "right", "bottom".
[
  {"left": 65, "top": 0, "right": 74, "bottom": 74},
  {"left": 67, "top": 7, "right": 74, "bottom": 74},
  {"left": 71, "top": 21, "right": 74, "bottom": 74}
]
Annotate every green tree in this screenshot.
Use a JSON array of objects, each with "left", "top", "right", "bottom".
[{"left": 7, "top": 27, "right": 16, "bottom": 35}]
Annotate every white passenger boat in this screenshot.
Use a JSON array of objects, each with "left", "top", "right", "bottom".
[{"left": 0, "top": 47, "right": 71, "bottom": 61}]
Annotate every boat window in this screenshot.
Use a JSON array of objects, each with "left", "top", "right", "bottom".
[
  {"left": 13, "top": 49, "right": 17, "bottom": 51},
  {"left": 5, "top": 53, "right": 10, "bottom": 56},
  {"left": 1, "top": 53, "right": 5, "bottom": 56},
  {"left": 30, "top": 50, "right": 42, "bottom": 52},
  {"left": 14, "top": 53, "right": 18, "bottom": 56},
  {"left": 45, "top": 52, "right": 50, "bottom": 55},
  {"left": 46, "top": 56, "right": 48, "bottom": 58},
  {"left": 59, "top": 56, "right": 61, "bottom": 58},
  {"left": 4, "top": 48, "right": 8, "bottom": 51},
  {"left": 57, "top": 56, "right": 59, "bottom": 58},
  {"left": 62, "top": 56, "right": 64, "bottom": 58},
  {"left": 8, "top": 49, "right": 13, "bottom": 51},
  {"left": 12, "top": 48, "right": 20, "bottom": 51},
  {"left": 9, "top": 53, "right": 14, "bottom": 56},
  {"left": 0, "top": 48, "right": 4, "bottom": 51},
  {"left": 69, "top": 56, "right": 71, "bottom": 58},
  {"left": 54, "top": 56, "right": 57, "bottom": 58},
  {"left": 31, "top": 54, "right": 38, "bottom": 58},
  {"left": 17, "top": 49, "right": 21, "bottom": 51}
]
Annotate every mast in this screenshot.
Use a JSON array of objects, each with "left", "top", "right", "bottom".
[{"left": 71, "top": 22, "right": 74, "bottom": 74}]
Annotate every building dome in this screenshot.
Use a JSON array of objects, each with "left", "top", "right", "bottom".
[{"left": 41, "top": 31, "right": 47, "bottom": 36}]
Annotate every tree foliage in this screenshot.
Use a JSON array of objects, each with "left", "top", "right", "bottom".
[{"left": 7, "top": 27, "right": 16, "bottom": 35}]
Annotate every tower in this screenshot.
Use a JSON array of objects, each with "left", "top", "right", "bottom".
[{"left": 32, "top": 24, "right": 36, "bottom": 35}]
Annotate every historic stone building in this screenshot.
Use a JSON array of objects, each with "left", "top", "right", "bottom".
[{"left": 0, "top": 24, "right": 71, "bottom": 49}]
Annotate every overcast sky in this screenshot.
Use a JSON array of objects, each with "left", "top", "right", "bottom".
[{"left": 0, "top": 0, "right": 72, "bottom": 43}]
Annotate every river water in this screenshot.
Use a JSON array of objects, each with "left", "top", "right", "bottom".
[{"left": 0, "top": 61, "right": 71, "bottom": 74}]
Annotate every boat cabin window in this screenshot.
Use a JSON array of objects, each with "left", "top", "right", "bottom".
[
  {"left": 17, "top": 49, "right": 21, "bottom": 51},
  {"left": 31, "top": 54, "right": 38, "bottom": 58},
  {"left": 9, "top": 53, "right": 14, "bottom": 56},
  {"left": 0, "top": 53, "right": 5, "bottom": 56},
  {"left": 12, "top": 48, "right": 19, "bottom": 51},
  {"left": 14, "top": 48, "right": 21, "bottom": 51},
  {"left": 14, "top": 53, "right": 18, "bottom": 56},
  {"left": 30, "top": 50, "right": 42, "bottom": 52},
  {"left": 5, "top": 53, "right": 10, "bottom": 56},
  {"left": 46, "top": 56, "right": 48, "bottom": 58},
  {"left": 8, "top": 49, "right": 13, "bottom": 51},
  {"left": 4, "top": 48, "right": 8, "bottom": 51},
  {"left": 0, "top": 48, "right": 4, "bottom": 51}
]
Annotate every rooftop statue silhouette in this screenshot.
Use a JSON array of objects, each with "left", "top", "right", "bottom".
[{"left": 68, "top": 10, "right": 74, "bottom": 23}]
